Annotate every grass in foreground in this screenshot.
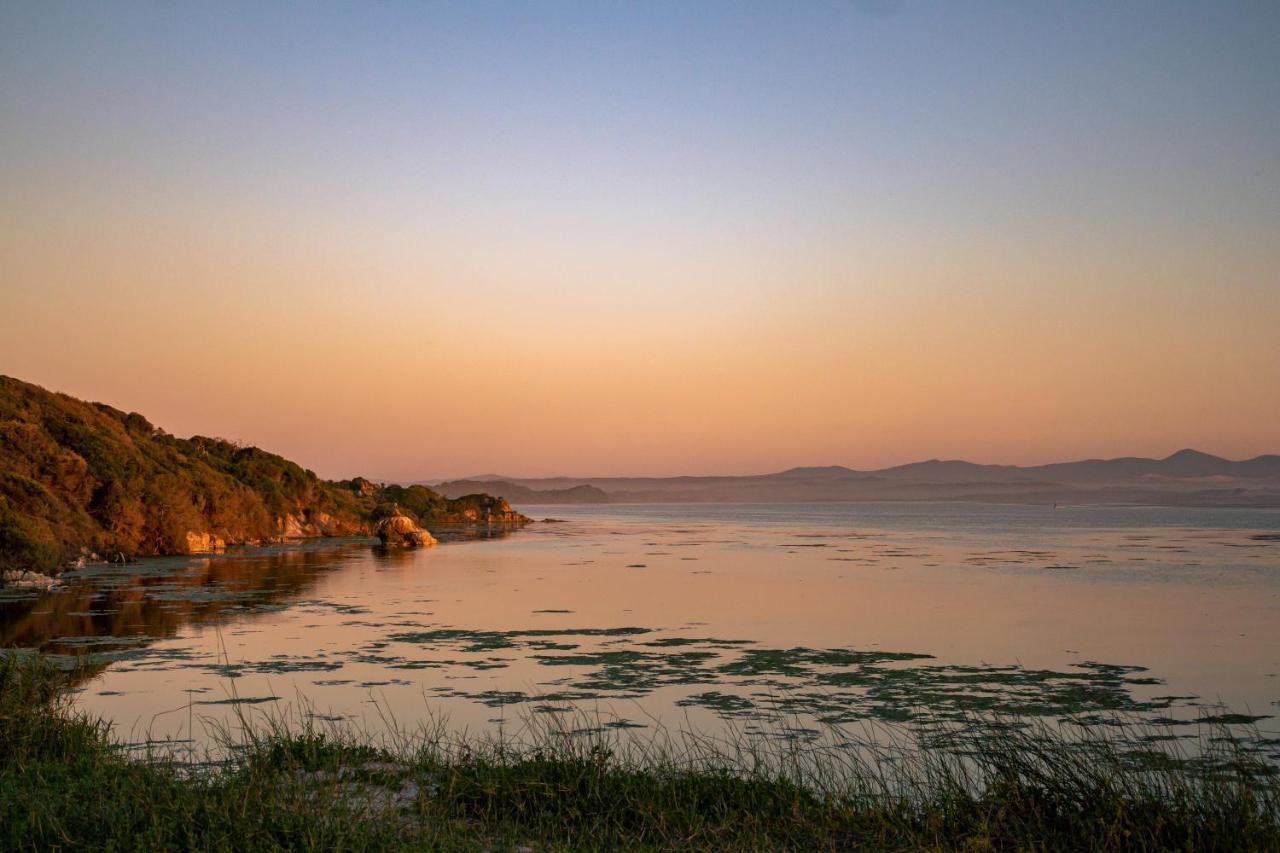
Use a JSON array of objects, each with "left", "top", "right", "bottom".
[{"left": 2, "top": 653, "right": 1278, "bottom": 851}]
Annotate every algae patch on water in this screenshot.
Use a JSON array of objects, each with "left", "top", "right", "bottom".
[{"left": 345, "top": 622, "right": 1217, "bottom": 739}]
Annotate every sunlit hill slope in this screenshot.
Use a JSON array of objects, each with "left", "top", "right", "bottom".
[{"left": 0, "top": 376, "right": 523, "bottom": 575}]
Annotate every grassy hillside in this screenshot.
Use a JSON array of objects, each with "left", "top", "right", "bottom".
[{"left": 0, "top": 376, "right": 524, "bottom": 575}]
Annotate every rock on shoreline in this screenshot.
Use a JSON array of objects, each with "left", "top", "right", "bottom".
[
  {"left": 374, "top": 509, "right": 438, "bottom": 548},
  {"left": 0, "top": 570, "right": 61, "bottom": 590}
]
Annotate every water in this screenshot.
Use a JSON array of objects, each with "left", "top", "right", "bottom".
[{"left": 3, "top": 502, "right": 1279, "bottom": 757}]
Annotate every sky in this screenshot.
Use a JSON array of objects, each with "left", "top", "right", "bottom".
[{"left": 1, "top": 1, "right": 1277, "bottom": 480}]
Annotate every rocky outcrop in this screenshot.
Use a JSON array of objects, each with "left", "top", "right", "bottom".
[
  {"left": 280, "top": 514, "right": 306, "bottom": 540},
  {"left": 345, "top": 477, "right": 380, "bottom": 498},
  {"left": 431, "top": 495, "right": 529, "bottom": 525},
  {"left": 309, "top": 511, "right": 356, "bottom": 537},
  {"left": 374, "top": 510, "right": 437, "bottom": 548},
  {"left": 184, "top": 531, "right": 227, "bottom": 553},
  {"left": 0, "top": 570, "right": 60, "bottom": 590}
]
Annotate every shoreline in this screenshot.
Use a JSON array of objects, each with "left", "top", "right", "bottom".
[{"left": 1, "top": 519, "right": 533, "bottom": 585}]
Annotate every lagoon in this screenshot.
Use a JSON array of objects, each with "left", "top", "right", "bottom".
[{"left": 3, "top": 502, "right": 1278, "bottom": 760}]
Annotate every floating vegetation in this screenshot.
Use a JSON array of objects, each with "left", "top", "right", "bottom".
[
  {"left": 677, "top": 690, "right": 756, "bottom": 714},
  {"left": 387, "top": 626, "right": 651, "bottom": 651},
  {"left": 206, "top": 656, "right": 345, "bottom": 677},
  {"left": 1199, "top": 713, "right": 1274, "bottom": 725},
  {"left": 338, "top": 625, "right": 1255, "bottom": 745},
  {"left": 718, "top": 647, "right": 933, "bottom": 678},
  {"left": 195, "top": 695, "right": 280, "bottom": 706},
  {"left": 640, "top": 637, "right": 756, "bottom": 648}
]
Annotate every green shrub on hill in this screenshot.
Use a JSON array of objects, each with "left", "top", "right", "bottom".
[{"left": 0, "top": 376, "right": 526, "bottom": 574}]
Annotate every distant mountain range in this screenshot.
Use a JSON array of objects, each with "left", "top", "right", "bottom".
[{"left": 432, "top": 449, "right": 1280, "bottom": 508}]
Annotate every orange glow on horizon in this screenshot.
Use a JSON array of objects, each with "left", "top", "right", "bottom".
[{"left": 2, "top": 3, "right": 1276, "bottom": 480}]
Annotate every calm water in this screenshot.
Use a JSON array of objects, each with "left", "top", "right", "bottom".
[{"left": 3, "top": 502, "right": 1279, "bottom": 757}]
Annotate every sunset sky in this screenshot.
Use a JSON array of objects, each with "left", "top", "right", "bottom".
[{"left": 2, "top": 2, "right": 1277, "bottom": 480}]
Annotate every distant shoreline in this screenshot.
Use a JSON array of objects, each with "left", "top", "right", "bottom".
[{"left": 434, "top": 450, "right": 1280, "bottom": 509}]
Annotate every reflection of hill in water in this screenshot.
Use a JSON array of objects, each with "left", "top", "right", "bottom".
[
  {"left": 1, "top": 530, "right": 518, "bottom": 663},
  {"left": 429, "top": 524, "right": 524, "bottom": 544},
  {"left": 1, "top": 544, "right": 364, "bottom": 656}
]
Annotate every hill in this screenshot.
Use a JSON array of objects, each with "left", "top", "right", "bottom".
[
  {"left": 440, "top": 450, "right": 1280, "bottom": 507},
  {"left": 0, "top": 376, "right": 526, "bottom": 576},
  {"left": 433, "top": 479, "right": 611, "bottom": 504}
]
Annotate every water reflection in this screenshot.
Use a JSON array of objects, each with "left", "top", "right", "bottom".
[
  {"left": 429, "top": 523, "right": 527, "bottom": 544},
  {"left": 2, "top": 527, "right": 526, "bottom": 662},
  {"left": 1, "top": 544, "right": 356, "bottom": 664}
]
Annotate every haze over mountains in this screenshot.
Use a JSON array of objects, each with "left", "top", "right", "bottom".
[{"left": 433, "top": 450, "right": 1280, "bottom": 508}]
